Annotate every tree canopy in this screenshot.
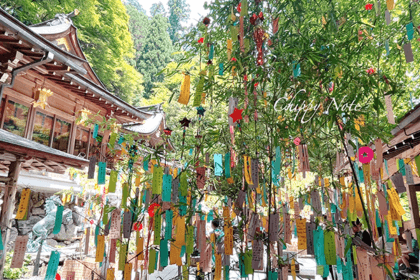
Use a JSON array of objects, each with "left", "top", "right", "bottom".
[{"left": 2, "top": 0, "right": 144, "bottom": 104}]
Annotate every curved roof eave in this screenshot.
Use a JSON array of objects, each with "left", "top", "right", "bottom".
[{"left": 0, "top": 8, "right": 87, "bottom": 75}]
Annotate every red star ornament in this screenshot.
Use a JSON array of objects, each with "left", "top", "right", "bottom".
[{"left": 229, "top": 108, "right": 243, "bottom": 123}]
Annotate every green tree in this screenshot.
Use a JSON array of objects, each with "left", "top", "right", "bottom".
[
  {"left": 1, "top": 0, "right": 143, "bottom": 104},
  {"left": 167, "top": 0, "right": 190, "bottom": 42},
  {"left": 150, "top": 2, "right": 166, "bottom": 17},
  {"left": 124, "top": 0, "right": 146, "bottom": 14},
  {"left": 129, "top": 11, "right": 173, "bottom": 99}
]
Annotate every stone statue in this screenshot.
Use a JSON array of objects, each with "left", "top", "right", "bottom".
[{"left": 27, "top": 195, "right": 72, "bottom": 253}]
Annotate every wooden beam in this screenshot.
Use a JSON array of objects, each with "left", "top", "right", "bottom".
[
  {"left": 0, "top": 152, "right": 16, "bottom": 162},
  {"left": 0, "top": 141, "right": 88, "bottom": 168},
  {"left": 407, "top": 184, "right": 420, "bottom": 229}
]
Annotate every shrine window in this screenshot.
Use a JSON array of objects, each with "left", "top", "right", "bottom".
[
  {"left": 52, "top": 119, "right": 71, "bottom": 152},
  {"left": 32, "top": 111, "right": 54, "bottom": 146},
  {"left": 2, "top": 99, "right": 29, "bottom": 137},
  {"left": 73, "top": 127, "right": 89, "bottom": 157}
]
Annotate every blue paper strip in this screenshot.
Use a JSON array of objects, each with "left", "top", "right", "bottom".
[
  {"left": 219, "top": 63, "right": 224, "bottom": 75},
  {"left": 162, "top": 174, "right": 172, "bottom": 202},
  {"left": 160, "top": 239, "right": 169, "bottom": 267},
  {"left": 45, "top": 251, "right": 60, "bottom": 280},
  {"left": 143, "top": 160, "right": 149, "bottom": 171},
  {"left": 165, "top": 210, "right": 173, "bottom": 240},
  {"left": 209, "top": 44, "right": 214, "bottom": 60},
  {"left": 97, "top": 162, "right": 106, "bottom": 185},
  {"left": 214, "top": 154, "right": 223, "bottom": 176},
  {"left": 93, "top": 124, "right": 99, "bottom": 139}
]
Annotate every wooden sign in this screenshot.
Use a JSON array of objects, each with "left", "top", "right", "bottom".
[
  {"left": 84, "top": 227, "right": 90, "bottom": 255},
  {"left": 391, "top": 172, "right": 405, "bottom": 193},
  {"left": 200, "top": 244, "right": 212, "bottom": 272},
  {"left": 384, "top": 95, "right": 395, "bottom": 124},
  {"left": 109, "top": 239, "right": 117, "bottom": 263},
  {"left": 252, "top": 239, "right": 263, "bottom": 270},
  {"left": 269, "top": 213, "right": 279, "bottom": 242},
  {"left": 284, "top": 213, "right": 291, "bottom": 244},
  {"left": 196, "top": 167, "right": 206, "bottom": 189},
  {"left": 356, "top": 247, "right": 371, "bottom": 280},
  {"left": 197, "top": 219, "right": 206, "bottom": 253},
  {"left": 250, "top": 159, "right": 259, "bottom": 189},
  {"left": 306, "top": 221, "right": 315, "bottom": 255},
  {"left": 16, "top": 188, "right": 31, "bottom": 220},
  {"left": 405, "top": 164, "right": 414, "bottom": 185},
  {"left": 236, "top": 190, "right": 246, "bottom": 209},
  {"left": 123, "top": 210, "right": 132, "bottom": 239},
  {"left": 88, "top": 156, "right": 96, "bottom": 179},
  {"left": 10, "top": 235, "right": 28, "bottom": 268},
  {"left": 248, "top": 212, "right": 259, "bottom": 240},
  {"left": 311, "top": 190, "right": 322, "bottom": 215},
  {"left": 171, "top": 177, "right": 179, "bottom": 203},
  {"left": 110, "top": 209, "right": 121, "bottom": 239}
]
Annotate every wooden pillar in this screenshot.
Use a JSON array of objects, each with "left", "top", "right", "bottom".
[
  {"left": 0, "top": 156, "right": 23, "bottom": 279},
  {"left": 408, "top": 184, "right": 420, "bottom": 229}
]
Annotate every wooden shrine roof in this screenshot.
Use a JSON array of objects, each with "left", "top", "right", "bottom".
[{"left": 0, "top": 129, "right": 89, "bottom": 174}]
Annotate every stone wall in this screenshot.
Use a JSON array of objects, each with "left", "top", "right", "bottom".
[{"left": 10, "top": 191, "right": 85, "bottom": 250}]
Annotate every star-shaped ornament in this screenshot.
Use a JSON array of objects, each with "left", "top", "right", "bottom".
[
  {"left": 179, "top": 117, "right": 191, "bottom": 127},
  {"left": 196, "top": 106, "right": 206, "bottom": 116},
  {"left": 229, "top": 108, "right": 243, "bottom": 123}
]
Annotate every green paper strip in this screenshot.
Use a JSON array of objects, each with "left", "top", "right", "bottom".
[
  {"left": 180, "top": 172, "right": 188, "bottom": 196},
  {"left": 240, "top": 0, "right": 248, "bottom": 16},
  {"left": 186, "top": 225, "right": 194, "bottom": 254},
  {"left": 148, "top": 249, "right": 156, "bottom": 274},
  {"left": 225, "top": 152, "right": 231, "bottom": 178},
  {"left": 324, "top": 230, "right": 337, "bottom": 265},
  {"left": 230, "top": 26, "right": 238, "bottom": 42},
  {"left": 97, "top": 162, "right": 106, "bottom": 185},
  {"left": 109, "top": 132, "right": 117, "bottom": 148},
  {"left": 152, "top": 166, "right": 163, "bottom": 194},
  {"left": 118, "top": 244, "right": 127, "bottom": 271},
  {"left": 153, "top": 211, "right": 161, "bottom": 245},
  {"left": 143, "top": 160, "right": 149, "bottom": 171},
  {"left": 121, "top": 183, "right": 129, "bottom": 209},
  {"left": 53, "top": 205, "right": 63, "bottom": 234},
  {"left": 193, "top": 76, "right": 204, "bottom": 107},
  {"left": 244, "top": 250, "right": 253, "bottom": 275},
  {"left": 109, "top": 170, "right": 118, "bottom": 193}
]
